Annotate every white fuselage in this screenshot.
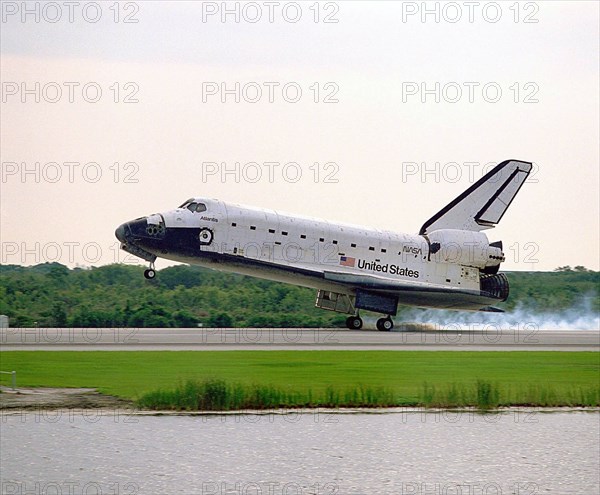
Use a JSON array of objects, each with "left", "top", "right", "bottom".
[{"left": 151, "top": 198, "right": 483, "bottom": 296}]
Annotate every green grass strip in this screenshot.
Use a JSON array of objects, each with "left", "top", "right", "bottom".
[{"left": 1, "top": 351, "right": 598, "bottom": 408}]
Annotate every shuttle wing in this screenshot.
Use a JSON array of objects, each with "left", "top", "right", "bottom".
[
  {"left": 324, "top": 270, "right": 473, "bottom": 295},
  {"left": 323, "top": 270, "right": 505, "bottom": 312},
  {"left": 419, "top": 160, "right": 533, "bottom": 235},
  {"left": 324, "top": 270, "right": 425, "bottom": 291}
]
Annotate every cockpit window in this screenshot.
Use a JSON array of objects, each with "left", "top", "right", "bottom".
[
  {"left": 182, "top": 202, "right": 207, "bottom": 213},
  {"left": 179, "top": 199, "right": 207, "bottom": 213}
]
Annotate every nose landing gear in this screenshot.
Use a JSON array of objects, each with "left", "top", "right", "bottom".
[{"left": 143, "top": 263, "right": 156, "bottom": 279}]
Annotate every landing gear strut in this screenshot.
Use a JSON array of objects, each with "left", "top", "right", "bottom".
[
  {"left": 144, "top": 263, "right": 156, "bottom": 279},
  {"left": 376, "top": 317, "right": 394, "bottom": 332},
  {"left": 346, "top": 315, "right": 363, "bottom": 330}
]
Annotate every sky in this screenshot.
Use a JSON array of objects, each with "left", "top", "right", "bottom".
[{"left": 1, "top": 1, "right": 598, "bottom": 272}]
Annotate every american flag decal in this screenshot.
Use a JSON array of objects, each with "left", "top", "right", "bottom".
[{"left": 340, "top": 256, "right": 356, "bottom": 267}]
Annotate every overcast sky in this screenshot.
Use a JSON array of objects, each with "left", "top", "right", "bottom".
[{"left": 1, "top": 1, "right": 598, "bottom": 271}]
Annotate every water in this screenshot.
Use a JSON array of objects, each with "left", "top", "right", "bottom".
[{"left": 1, "top": 411, "right": 598, "bottom": 495}]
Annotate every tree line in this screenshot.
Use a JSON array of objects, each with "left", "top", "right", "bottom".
[{"left": 0, "top": 263, "right": 597, "bottom": 328}]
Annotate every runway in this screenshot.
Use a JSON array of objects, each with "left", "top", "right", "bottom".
[{"left": 1, "top": 327, "right": 598, "bottom": 351}]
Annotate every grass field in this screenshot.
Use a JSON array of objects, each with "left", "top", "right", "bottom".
[{"left": 1, "top": 351, "right": 598, "bottom": 408}]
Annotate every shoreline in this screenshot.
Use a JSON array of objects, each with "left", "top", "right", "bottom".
[{"left": 1, "top": 387, "right": 598, "bottom": 414}]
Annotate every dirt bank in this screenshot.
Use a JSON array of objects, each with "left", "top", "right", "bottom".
[{"left": 0, "top": 386, "right": 134, "bottom": 410}]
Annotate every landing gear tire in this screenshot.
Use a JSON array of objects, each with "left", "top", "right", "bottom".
[
  {"left": 376, "top": 317, "right": 393, "bottom": 332},
  {"left": 144, "top": 268, "right": 156, "bottom": 279},
  {"left": 346, "top": 316, "right": 363, "bottom": 330}
]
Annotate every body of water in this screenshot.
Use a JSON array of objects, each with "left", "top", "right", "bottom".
[{"left": 1, "top": 410, "right": 598, "bottom": 494}]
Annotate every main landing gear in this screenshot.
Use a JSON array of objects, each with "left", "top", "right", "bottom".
[
  {"left": 143, "top": 263, "right": 156, "bottom": 279},
  {"left": 376, "top": 317, "right": 394, "bottom": 332},
  {"left": 345, "top": 315, "right": 394, "bottom": 331},
  {"left": 346, "top": 315, "right": 363, "bottom": 330}
]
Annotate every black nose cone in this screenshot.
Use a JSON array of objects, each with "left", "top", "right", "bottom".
[{"left": 115, "top": 223, "right": 128, "bottom": 243}]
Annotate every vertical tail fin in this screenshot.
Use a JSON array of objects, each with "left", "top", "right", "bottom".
[{"left": 419, "top": 159, "right": 533, "bottom": 235}]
